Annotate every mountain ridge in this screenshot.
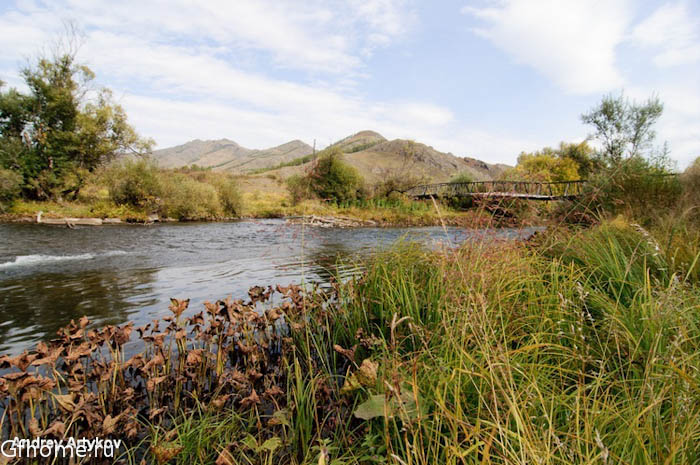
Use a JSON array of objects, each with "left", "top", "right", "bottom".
[{"left": 152, "top": 131, "right": 508, "bottom": 182}]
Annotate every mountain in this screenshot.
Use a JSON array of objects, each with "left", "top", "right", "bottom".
[
  {"left": 152, "top": 131, "right": 508, "bottom": 182},
  {"left": 153, "top": 139, "right": 253, "bottom": 169},
  {"left": 152, "top": 139, "right": 313, "bottom": 172},
  {"left": 268, "top": 131, "right": 507, "bottom": 183},
  {"left": 328, "top": 130, "right": 386, "bottom": 153},
  {"left": 340, "top": 138, "right": 504, "bottom": 183}
]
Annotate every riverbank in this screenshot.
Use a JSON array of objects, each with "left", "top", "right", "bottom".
[
  {"left": 1, "top": 196, "right": 510, "bottom": 228},
  {"left": 1, "top": 217, "right": 698, "bottom": 464}
]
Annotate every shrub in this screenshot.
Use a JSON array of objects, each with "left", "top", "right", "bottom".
[
  {"left": 106, "top": 158, "right": 162, "bottom": 208},
  {"left": 0, "top": 168, "right": 22, "bottom": 210},
  {"left": 307, "top": 147, "right": 365, "bottom": 203},
  {"left": 213, "top": 179, "right": 242, "bottom": 217},
  {"left": 186, "top": 170, "right": 243, "bottom": 217},
  {"left": 285, "top": 147, "right": 366, "bottom": 204},
  {"left": 449, "top": 171, "right": 475, "bottom": 184},
  {"left": 502, "top": 150, "right": 581, "bottom": 182},
  {"left": 286, "top": 174, "right": 313, "bottom": 205},
  {"left": 583, "top": 155, "right": 681, "bottom": 222},
  {"left": 681, "top": 157, "right": 700, "bottom": 210},
  {"left": 160, "top": 173, "right": 221, "bottom": 220}
]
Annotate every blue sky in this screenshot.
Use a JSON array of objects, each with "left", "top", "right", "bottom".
[{"left": 1, "top": 0, "right": 699, "bottom": 167}]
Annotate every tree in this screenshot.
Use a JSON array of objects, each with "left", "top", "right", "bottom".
[
  {"left": 557, "top": 141, "right": 598, "bottom": 178},
  {"left": 308, "top": 147, "right": 364, "bottom": 203},
  {"left": 0, "top": 44, "right": 152, "bottom": 200},
  {"left": 581, "top": 93, "right": 663, "bottom": 165},
  {"left": 502, "top": 144, "right": 583, "bottom": 182}
]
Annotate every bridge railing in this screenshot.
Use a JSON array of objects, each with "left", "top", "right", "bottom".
[{"left": 402, "top": 180, "right": 588, "bottom": 199}]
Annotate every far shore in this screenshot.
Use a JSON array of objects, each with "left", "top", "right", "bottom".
[{"left": 0, "top": 209, "right": 523, "bottom": 229}]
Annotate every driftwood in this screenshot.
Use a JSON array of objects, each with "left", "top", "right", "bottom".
[
  {"left": 36, "top": 211, "right": 122, "bottom": 226},
  {"left": 286, "top": 215, "right": 377, "bottom": 228}
]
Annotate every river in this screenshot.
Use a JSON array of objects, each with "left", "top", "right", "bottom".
[{"left": 0, "top": 220, "right": 539, "bottom": 355}]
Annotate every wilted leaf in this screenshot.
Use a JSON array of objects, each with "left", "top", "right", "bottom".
[
  {"left": 340, "top": 370, "right": 362, "bottom": 394},
  {"left": 341, "top": 359, "right": 378, "bottom": 394},
  {"left": 28, "top": 418, "right": 41, "bottom": 437},
  {"left": 102, "top": 414, "right": 122, "bottom": 435},
  {"left": 186, "top": 348, "right": 204, "bottom": 365},
  {"left": 268, "top": 409, "right": 290, "bottom": 427},
  {"left": 240, "top": 389, "right": 260, "bottom": 408},
  {"left": 215, "top": 448, "right": 234, "bottom": 465},
  {"left": 357, "top": 359, "right": 378, "bottom": 385},
  {"left": 168, "top": 298, "right": 189, "bottom": 318},
  {"left": 211, "top": 394, "right": 231, "bottom": 409},
  {"left": 43, "top": 421, "right": 66, "bottom": 437},
  {"left": 333, "top": 344, "right": 356, "bottom": 362},
  {"left": 53, "top": 394, "right": 76, "bottom": 412},
  {"left": 151, "top": 442, "right": 183, "bottom": 465}
]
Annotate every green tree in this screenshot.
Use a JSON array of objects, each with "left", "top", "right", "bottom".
[
  {"left": 581, "top": 93, "right": 663, "bottom": 165},
  {"left": 306, "top": 147, "right": 364, "bottom": 203},
  {"left": 0, "top": 48, "right": 152, "bottom": 200}
]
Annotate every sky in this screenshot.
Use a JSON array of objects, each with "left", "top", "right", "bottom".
[{"left": 0, "top": 0, "right": 698, "bottom": 168}]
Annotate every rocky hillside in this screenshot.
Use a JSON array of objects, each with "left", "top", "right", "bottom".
[
  {"left": 152, "top": 131, "right": 507, "bottom": 182},
  {"left": 329, "top": 130, "right": 386, "bottom": 153},
  {"left": 153, "top": 139, "right": 312, "bottom": 172},
  {"left": 344, "top": 138, "right": 503, "bottom": 183},
  {"left": 153, "top": 139, "right": 253, "bottom": 169},
  {"left": 268, "top": 131, "right": 507, "bottom": 183}
]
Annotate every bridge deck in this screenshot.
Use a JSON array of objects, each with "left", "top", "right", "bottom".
[{"left": 404, "top": 180, "right": 587, "bottom": 201}]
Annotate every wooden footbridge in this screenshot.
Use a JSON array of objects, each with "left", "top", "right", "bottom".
[{"left": 403, "top": 180, "right": 587, "bottom": 201}]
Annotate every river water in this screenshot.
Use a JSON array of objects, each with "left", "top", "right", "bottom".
[{"left": 0, "top": 220, "right": 539, "bottom": 355}]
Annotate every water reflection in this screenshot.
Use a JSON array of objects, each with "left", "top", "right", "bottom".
[{"left": 0, "top": 268, "right": 158, "bottom": 351}]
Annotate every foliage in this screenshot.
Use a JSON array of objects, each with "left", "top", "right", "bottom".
[
  {"left": 285, "top": 147, "right": 365, "bottom": 204},
  {"left": 502, "top": 146, "right": 581, "bottom": 182},
  {"left": 372, "top": 173, "right": 428, "bottom": 199},
  {"left": 211, "top": 177, "right": 242, "bottom": 217},
  {"left": 0, "top": 48, "right": 151, "bottom": 200},
  {"left": 105, "top": 158, "right": 162, "bottom": 208},
  {"left": 160, "top": 173, "right": 222, "bottom": 220},
  {"left": 557, "top": 140, "right": 598, "bottom": 177},
  {"left": 0, "top": 167, "right": 22, "bottom": 209},
  {"left": 581, "top": 93, "right": 663, "bottom": 165},
  {"left": 681, "top": 157, "right": 700, "bottom": 212},
  {"left": 185, "top": 169, "right": 242, "bottom": 217},
  {"left": 285, "top": 174, "right": 313, "bottom": 205},
  {"left": 448, "top": 171, "right": 474, "bottom": 183},
  {"left": 308, "top": 147, "right": 365, "bottom": 203},
  {"left": 583, "top": 154, "right": 681, "bottom": 223}
]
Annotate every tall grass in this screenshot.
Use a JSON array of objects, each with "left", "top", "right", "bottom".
[{"left": 321, "top": 220, "right": 700, "bottom": 464}]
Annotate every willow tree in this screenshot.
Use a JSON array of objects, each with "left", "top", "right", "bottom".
[{"left": 0, "top": 50, "right": 152, "bottom": 200}]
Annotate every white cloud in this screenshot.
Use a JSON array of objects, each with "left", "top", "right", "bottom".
[
  {"left": 462, "top": 0, "right": 631, "bottom": 94},
  {"left": 628, "top": 82, "right": 700, "bottom": 168},
  {"left": 631, "top": 1, "right": 700, "bottom": 67}
]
